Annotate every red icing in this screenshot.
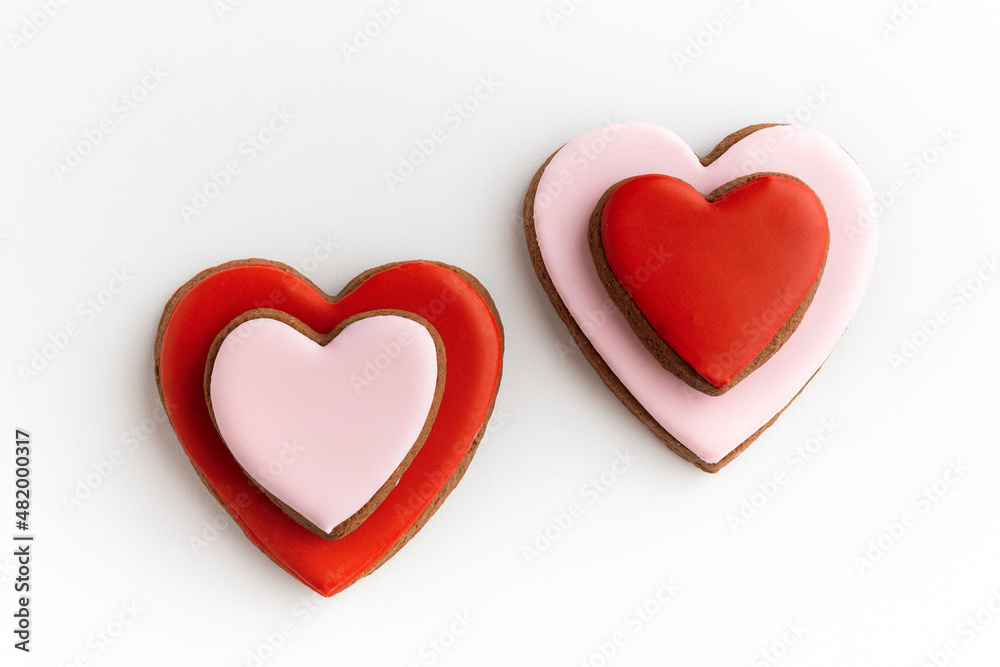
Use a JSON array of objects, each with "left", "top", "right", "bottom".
[
  {"left": 600, "top": 174, "right": 828, "bottom": 388},
  {"left": 156, "top": 261, "right": 503, "bottom": 597}
]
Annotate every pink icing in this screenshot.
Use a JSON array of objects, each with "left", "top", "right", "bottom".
[
  {"left": 533, "top": 124, "right": 877, "bottom": 464},
  {"left": 208, "top": 314, "right": 440, "bottom": 534}
]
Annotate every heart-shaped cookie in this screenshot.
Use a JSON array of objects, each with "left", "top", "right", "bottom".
[
  {"left": 590, "top": 173, "right": 829, "bottom": 395},
  {"left": 524, "top": 124, "right": 876, "bottom": 472},
  {"left": 206, "top": 311, "right": 445, "bottom": 539},
  {"left": 155, "top": 260, "right": 503, "bottom": 596}
]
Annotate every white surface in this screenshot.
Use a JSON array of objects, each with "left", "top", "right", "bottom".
[{"left": 1, "top": 1, "right": 998, "bottom": 665}]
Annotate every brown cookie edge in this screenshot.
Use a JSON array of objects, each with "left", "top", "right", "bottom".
[
  {"left": 154, "top": 259, "right": 504, "bottom": 592},
  {"left": 522, "top": 124, "right": 819, "bottom": 472},
  {"left": 588, "top": 172, "right": 830, "bottom": 396},
  {"left": 202, "top": 308, "right": 447, "bottom": 540}
]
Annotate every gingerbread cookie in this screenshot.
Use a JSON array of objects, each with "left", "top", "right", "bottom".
[
  {"left": 589, "top": 172, "right": 830, "bottom": 395},
  {"left": 205, "top": 309, "right": 447, "bottom": 540},
  {"left": 155, "top": 259, "right": 503, "bottom": 595},
  {"left": 524, "top": 123, "right": 876, "bottom": 472}
]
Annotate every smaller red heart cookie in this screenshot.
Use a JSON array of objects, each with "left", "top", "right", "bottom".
[{"left": 589, "top": 173, "right": 829, "bottom": 395}]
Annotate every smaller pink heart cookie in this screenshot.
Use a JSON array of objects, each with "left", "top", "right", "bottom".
[{"left": 206, "top": 310, "right": 445, "bottom": 539}]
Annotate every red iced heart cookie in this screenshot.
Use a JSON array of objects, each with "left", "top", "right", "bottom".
[
  {"left": 206, "top": 310, "right": 446, "bottom": 540},
  {"left": 590, "top": 173, "right": 829, "bottom": 394},
  {"left": 155, "top": 259, "right": 503, "bottom": 596}
]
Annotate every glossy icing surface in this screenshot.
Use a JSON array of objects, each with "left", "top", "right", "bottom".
[
  {"left": 210, "top": 315, "right": 439, "bottom": 535},
  {"left": 599, "top": 173, "right": 829, "bottom": 388},
  {"left": 156, "top": 261, "right": 503, "bottom": 596},
  {"left": 533, "top": 124, "right": 876, "bottom": 464}
]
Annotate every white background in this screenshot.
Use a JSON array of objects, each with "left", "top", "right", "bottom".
[{"left": 2, "top": 0, "right": 999, "bottom": 665}]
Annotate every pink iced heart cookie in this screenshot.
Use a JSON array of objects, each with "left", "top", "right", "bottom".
[
  {"left": 207, "top": 310, "right": 444, "bottom": 538},
  {"left": 523, "top": 123, "right": 877, "bottom": 472}
]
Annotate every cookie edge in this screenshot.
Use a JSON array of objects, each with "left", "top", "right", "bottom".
[
  {"left": 521, "top": 123, "right": 822, "bottom": 473},
  {"left": 587, "top": 172, "right": 830, "bottom": 395},
  {"left": 154, "top": 258, "right": 505, "bottom": 593}
]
